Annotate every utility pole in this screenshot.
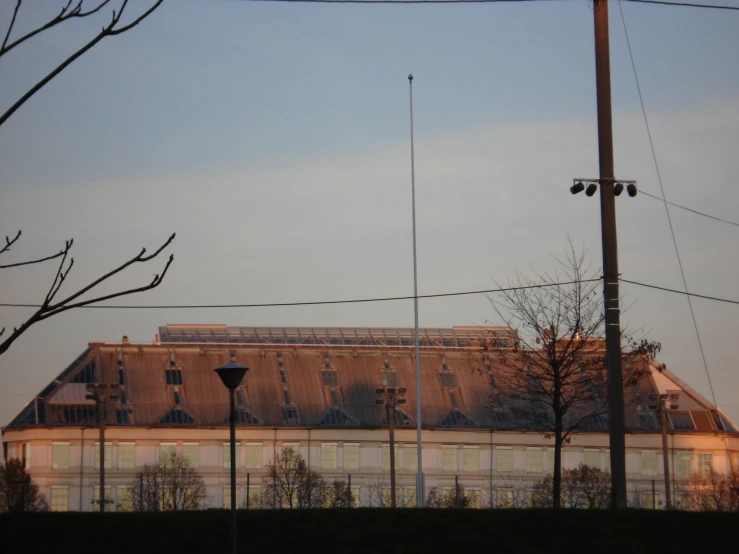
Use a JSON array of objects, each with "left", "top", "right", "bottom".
[
  {"left": 86, "top": 383, "right": 118, "bottom": 513},
  {"left": 593, "top": 0, "right": 627, "bottom": 509},
  {"left": 657, "top": 394, "right": 673, "bottom": 509},
  {"left": 377, "top": 386, "right": 407, "bottom": 508}
]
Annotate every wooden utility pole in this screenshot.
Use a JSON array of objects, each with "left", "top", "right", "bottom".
[
  {"left": 86, "top": 383, "right": 118, "bottom": 513},
  {"left": 377, "top": 386, "right": 407, "bottom": 509},
  {"left": 593, "top": 0, "right": 628, "bottom": 509},
  {"left": 659, "top": 394, "right": 673, "bottom": 509}
]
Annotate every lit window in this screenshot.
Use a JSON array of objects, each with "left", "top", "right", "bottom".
[
  {"left": 321, "top": 443, "right": 338, "bottom": 470},
  {"left": 51, "top": 486, "right": 69, "bottom": 512},
  {"left": 441, "top": 445, "right": 458, "bottom": 472},
  {"left": 160, "top": 443, "right": 177, "bottom": 468},
  {"left": 118, "top": 443, "right": 135, "bottom": 469},
  {"left": 94, "top": 442, "right": 112, "bottom": 469},
  {"left": 182, "top": 443, "right": 199, "bottom": 468},
  {"left": 343, "top": 443, "right": 360, "bottom": 471},
  {"left": 92, "top": 485, "right": 112, "bottom": 512},
  {"left": 52, "top": 443, "right": 70, "bottom": 469},
  {"left": 641, "top": 450, "right": 658, "bottom": 476},
  {"left": 404, "top": 444, "right": 418, "bottom": 471},
  {"left": 583, "top": 449, "right": 600, "bottom": 469},
  {"left": 496, "top": 447, "right": 513, "bottom": 472},
  {"left": 403, "top": 487, "right": 416, "bottom": 508},
  {"left": 117, "top": 486, "right": 133, "bottom": 512},
  {"left": 545, "top": 448, "right": 555, "bottom": 474},
  {"left": 698, "top": 452, "right": 713, "bottom": 477},
  {"left": 246, "top": 443, "right": 262, "bottom": 469},
  {"left": 223, "top": 442, "right": 241, "bottom": 469},
  {"left": 526, "top": 447, "right": 543, "bottom": 473},
  {"left": 382, "top": 444, "right": 400, "bottom": 470},
  {"left": 463, "top": 446, "right": 480, "bottom": 472},
  {"left": 675, "top": 451, "right": 692, "bottom": 478}
]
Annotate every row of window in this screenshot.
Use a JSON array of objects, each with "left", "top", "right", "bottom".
[{"left": 36, "top": 442, "right": 727, "bottom": 477}]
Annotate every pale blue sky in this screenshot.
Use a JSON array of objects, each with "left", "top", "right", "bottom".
[{"left": 1, "top": 0, "right": 738, "bottom": 427}]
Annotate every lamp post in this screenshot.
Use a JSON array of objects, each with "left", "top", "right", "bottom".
[
  {"left": 377, "top": 386, "right": 407, "bottom": 508},
  {"left": 215, "top": 362, "right": 249, "bottom": 554}
]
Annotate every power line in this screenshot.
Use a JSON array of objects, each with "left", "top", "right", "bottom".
[
  {"left": 0, "top": 279, "right": 601, "bottom": 309},
  {"left": 247, "top": 0, "right": 739, "bottom": 7},
  {"left": 617, "top": 2, "right": 720, "bottom": 413},
  {"left": 2, "top": 276, "right": 739, "bottom": 309},
  {"left": 640, "top": 190, "right": 739, "bottom": 228}
]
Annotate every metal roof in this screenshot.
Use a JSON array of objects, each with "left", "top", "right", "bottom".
[{"left": 4, "top": 326, "right": 736, "bottom": 435}]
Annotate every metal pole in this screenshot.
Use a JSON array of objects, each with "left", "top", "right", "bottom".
[
  {"left": 388, "top": 403, "right": 396, "bottom": 508},
  {"left": 455, "top": 474, "right": 460, "bottom": 508},
  {"left": 99, "top": 395, "right": 105, "bottom": 514},
  {"left": 593, "top": 0, "right": 627, "bottom": 509},
  {"left": 246, "top": 472, "right": 250, "bottom": 510},
  {"left": 229, "top": 389, "right": 237, "bottom": 554},
  {"left": 139, "top": 472, "right": 143, "bottom": 512},
  {"left": 408, "top": 73, "right": 424, "bottom": 508},
  {"left": 659, "top": 396, "right": 672, "bottom": 509},
  {"left": 651, "top": 479, "right": 656, "bottom": 510},
  {"left": 348, "top": 473, "right": 352, "bottom": 507}
]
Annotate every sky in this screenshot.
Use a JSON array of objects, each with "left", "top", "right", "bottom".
[{"left": 1, "top": 0, "right": 738, "bottom": 429}]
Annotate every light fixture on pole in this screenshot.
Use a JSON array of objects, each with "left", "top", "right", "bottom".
[
  {"left": 408, "top": 72, "right": 425, "bottom": 508},
  {"left": 377, "top": 386, "right": 407, "bottom": 508},
  {"left": 215, "top": 361, "right": 249, "bottom": 554}
]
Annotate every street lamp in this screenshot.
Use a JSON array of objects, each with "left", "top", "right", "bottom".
[
  {"left": 215, "top": 361, "right": 249, "bottom": 554},
  {"left": 376, "top": 386, "right": 407, "bottom": 508}
]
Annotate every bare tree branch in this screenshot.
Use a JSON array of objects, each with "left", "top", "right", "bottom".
[
  {"left": 0, "top": 233, "right": 175, "bottom": 356},
  {"left": 0, "top": 231, "right": 71, "bottom": 269},
  {"left": 0, "top": 230, "right": 22, "bottom": 256},
  {"left": 0, "top": 0, "right": 164, "bottom": 128},
  {"left": 1, "top": 0, "right": 21, "bottom": 53}
]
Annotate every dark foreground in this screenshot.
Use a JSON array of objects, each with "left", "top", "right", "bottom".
[{"left": 0, "top": 509, "right": 735, "bottom": 554}]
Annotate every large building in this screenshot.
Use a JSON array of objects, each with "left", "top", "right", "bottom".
[{"left": 2, "top": 324, "right": 737, "bottom": 511}]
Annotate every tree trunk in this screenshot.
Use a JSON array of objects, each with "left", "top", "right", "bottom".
[{"left": 552, "top": 366, "right": 563, "bottom": 509}]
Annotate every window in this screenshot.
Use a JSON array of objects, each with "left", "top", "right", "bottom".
[
  {"left": 642, "top": 450, "right": 658, "bottom": 476},
  {"left": 321, "top": 370, "right": 338, "bottom": 387},
  {"left": 642, "top": 490, "right": 657, "bottom": 510},
  {"left": 223, "top": 486, "right": 235, "bottom": 510},
  {"left": 382, "top": 444, "right": 400, "bottom": 470},
  {"left": 545, "top": 448, "right": 555, "bottom": 474},
  {"left": 246, "top": 444, "right": 262, "bottom": 469},
  {"left": 526, "top": 447, "right": 543, "bottom": 473},
  {"left": 21, "top": 443, "right": 30, "bottom": 469},
  {"left": 165, "top": 368, "right": 183, "bottom": 385},
  {"left": 605, "top": 449, "right": 611, "bottom": 473},
  {"left": 282, "top": 443, "right": 299, "bottom": 456},
  {"left": 675, "top": 451, "right": 692, "bottom": 478},
  {"left": 404, "top": 444, "right": 418, "bottom": 471},
  {"left": 117, "top": 486, "right": 133, "bottom": 512},
  {"left": 50, "top": 486, "right": 69, "bottom": 512},
  {"left": 463, "top": 446, "right": 480, "bottom": 472},
  {"left": 496, "top": 447, "right": 513, "bottom": 472},
  {"left": 183, "top": 443, "right": 199, "bottom": 468},
  {"left": 439, "top": 371, "right": 457, "bottom": 388},
  {"left": 669, "top": 411, "right": 695, "bottom": 431},
  {"left": 497, "top": 489, "right": 513, "bottom": 508},
  {"left": 321, "top": 443, "right": 338, "bottom": 470},
  {"left": 92, "top": 486, "right": 112, "bottom": 512},
  {"left": 698, "top": 452, "right": 713, "bottom": 477},
  {"left": 403, "top": 487, "right": 416, "bottom": 508},
  {"left": 441, "top": 445, "right": 458, "bottom": 472},
  {"left": 344, "top": 443, "right": 360, "bottom": 471},
  {"left": 731, "top": 452, "right": 739, "bottom": 472},
  {"left": 246, "top": 485, "right": 262, "bottom": 509},
  {"left": 280, "top": 406, "right": 300, "bottom": 425},
  {"left": 94, "top": 442, "right": 112, "bottom": 469},
  {"left": 223, "top": 442, "right": 241, "bottom": 469},
  {"left": 584, "top": 449, "right": 600, "bottom": 469},
  {"left": 118, "top": 443, "right": 135, "bottom": 469},
  {"left": 160, "top": 443, "right": 177, "bottom": 468},
  {"left": 465, "top": 489, "right": 481, "bottom": 509},
  {"left": 52, "top": 443, "right": 70, "bottom": 469}
]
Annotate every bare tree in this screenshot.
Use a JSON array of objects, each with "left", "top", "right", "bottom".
[
  {"left": 264, "top": 449, "right": 327, "bottom": 509},
  {"left": 0, "top": 458, "right": 48, "bottom": 512},
  {"left": 682, "top": 468, "right": 739, "bottom": 512},
  {"left": 532, "top": 465, "right": 611, "bottom": 509},
  {"left": 483, "top": 241, "right": 660, "bottom": 508},
  {"left": 425, "top": 485, "right": 471, "bottom": 509},
  {"left": 130, "top": 452, "right": 207, "bottom": 511},
  {"left": 1, "top": 0, "right": 164, "bottom": 128},
  {"left": 0, "top": 231, "right": 174, "bottom": 355}
]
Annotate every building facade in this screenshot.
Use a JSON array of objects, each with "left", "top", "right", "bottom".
[{"left": 3, "top": 325, "right": 737, "bottom": 511}]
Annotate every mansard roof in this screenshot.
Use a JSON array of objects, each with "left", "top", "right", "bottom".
[{"left": 4, "top": 325, "right": 736, "bottom": 436}]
